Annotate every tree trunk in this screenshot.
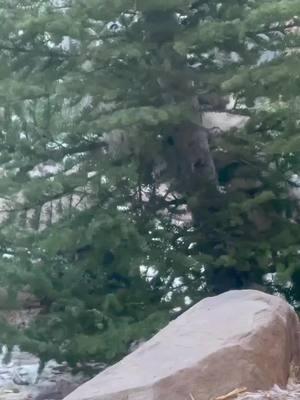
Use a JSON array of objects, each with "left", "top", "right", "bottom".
[{"left": 172, "top": 120, "right": 217, "bottom": 193}]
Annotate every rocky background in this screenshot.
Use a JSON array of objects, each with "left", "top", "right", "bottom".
[
  {"left": 0, "top": 291, "right": 86, "bottom": 399},
  {"left": 0, "top": 346, "right": 85, "bottom": 400}
]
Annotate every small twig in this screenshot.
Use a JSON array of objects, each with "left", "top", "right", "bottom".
[{"left": 215, "top": 387, "right": 247, "bottom": 400}]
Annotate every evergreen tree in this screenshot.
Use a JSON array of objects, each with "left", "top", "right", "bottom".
[{"left": 0, "top": 0, "right": 299, "bottom": 368}]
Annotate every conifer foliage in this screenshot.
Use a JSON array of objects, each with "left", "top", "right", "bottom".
[{"left": 0, "top": 0, "right": 300, "bottom": 367}]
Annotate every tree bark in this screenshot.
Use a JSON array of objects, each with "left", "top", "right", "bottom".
[{"left": 171, "top": 120, "right": 217, "bottom": 193}]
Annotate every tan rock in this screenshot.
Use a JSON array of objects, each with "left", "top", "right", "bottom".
[
  {"left": 63, "top": 290, "right": 300, "bottom": 400},
  {"left": 202, "top": 112, "right": 249, "bottom": 133}
]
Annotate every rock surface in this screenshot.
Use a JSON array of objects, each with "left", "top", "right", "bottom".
[{"left": 63, "top": 290, "right": 300, "bottom": 400}]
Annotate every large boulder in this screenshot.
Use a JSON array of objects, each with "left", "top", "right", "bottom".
[{"left": 63, "top": 290, "right": 300, "bottom": 400}]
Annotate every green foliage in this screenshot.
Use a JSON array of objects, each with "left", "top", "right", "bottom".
[{"left": 0, "top": 0, "right": 299, "bottom": 370}]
